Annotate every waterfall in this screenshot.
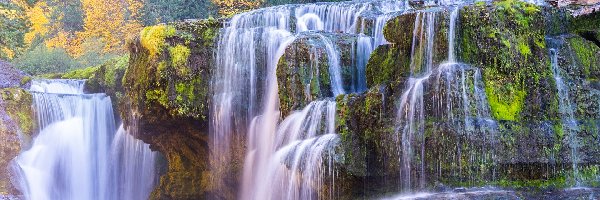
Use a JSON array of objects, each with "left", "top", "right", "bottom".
[
  {"left": 549, "top": 48, "right": 581, "bottom": 185},
  {"left": 395, "top": 11, "right": 436, "bottom": 191},
  {"left": 13, "top": 79, "right": 156, "bottom": 200},
  {"left": 210, "top": 1, "right": 408, "bottom": 199},
  {"left": 318, "top": 34, "right": 345, "bottom": 96},
  {"left": 396, "top": 7, "right": 497, "bottom": 191},
  {"left": 110, "top": 125, "right": 157, "bottom": 200},
  {"left": 258, "top": 101, "right": 339, "bottom": 200}
]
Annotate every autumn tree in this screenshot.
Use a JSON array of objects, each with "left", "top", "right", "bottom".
[
  {"left": 211, "top": 0, "right": 263, "bottom": 17},
  {"left": 143, "top": 0, "right": 214, "bottom": 25},
  {"left": 0, "top": 2, "right": 28, "bottom": 59}
]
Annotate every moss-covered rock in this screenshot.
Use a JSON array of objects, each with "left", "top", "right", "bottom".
[
  {"left": 277, "top": 33, "right": 358, "bottom": 116},
  {"left": 459, "top": 0, "right": 554, "bottom": 121},
  {"left": 341, "top": 0, "right": 600, "bottom": 196},
  {"left": 0, "top": 88, "right": 36, "bottom": 195},
  {"left": 61, "top": 66, "right": 100, "bottom": 80},
  {"left": 122, "top": 19, "right": 223, "bottom": 200},
  {"left": 367, "top": 8, "right": 450, "bottom": 107},
  {"left": 567, "top": 36, "right": 600, "bottom": 81}
]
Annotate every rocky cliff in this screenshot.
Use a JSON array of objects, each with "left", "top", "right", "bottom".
[
  {"left": 0, "top": 61, "right": 35, "bottom": 196},
  {"left": 117, "top": 1, "right": 600, "bottom": 199}
]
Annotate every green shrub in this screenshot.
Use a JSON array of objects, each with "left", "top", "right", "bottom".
[{"left": 13, "top": 45, "right": 81, "bottom": 75}]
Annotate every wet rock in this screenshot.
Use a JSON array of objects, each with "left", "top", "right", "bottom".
[
  {"left": 122, "top": 19, "right": 224, "bottom": 200},
  {"left": 0, "top": 88, "right": 35, "bottom": 195},
  {"left": 0, "top": 60, "right": 30, "bottom": 89},
  {"left": 277, "top": 32, "right": 358, "bottom": 116}
]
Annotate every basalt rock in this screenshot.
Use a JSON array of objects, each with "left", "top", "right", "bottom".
[
  {"left": 122, "top": 19, "right": 223, "bottom": 200},
  {"left": 0, "top": 88, "right": 35, "bottom": 195},
  {"left": 330, "top": 0, "right": 600, "bottom": 197},
  {"left": 0, "top": 61, "right": 35, "bottom": 195},
  {"left": 277, "top": 32, "right": 358, "bottom": 117}
]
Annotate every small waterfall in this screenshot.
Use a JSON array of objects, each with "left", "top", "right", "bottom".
[
  {"left": 110, "top": 125, "right": 157, "bottom": 200},
  {"left": 396, "top": 7, "right": 497, "bottom": 191},
  {"left": 261, "top": 101, "right": 339, "bottom": 200},
  {"left": 14, "top": 79, "right": 156, "bottom": 200},
  {"left": 550, "top": 48, "right": 581, "bottom": 185},
  {"left": 395, "top": 11, "right": 436, "bottom": 191},
  {"left": 317, "top": 34, "right": 345, "bottom": 96}
]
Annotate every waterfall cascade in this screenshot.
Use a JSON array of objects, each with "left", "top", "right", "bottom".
[
  {"left": 13, "top": 79, "right": 156, "bottom": 200},
  {"left": 395, "top": 6, "right": 498, "bottom": 192},
  {"left": 210, "top": 1, "right": 410, "bottom": 199}
]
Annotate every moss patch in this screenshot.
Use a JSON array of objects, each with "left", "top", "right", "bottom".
[
  {"left": 169, "top": 45, "right": 191, "bottom": 77},
  {"left": 61, "top": 66, "right": 100, "bottom": 79},
  {"left": 567, "top": 36, "right": 600, "bottom": 80},
  {"left": 141, "top": 25, "right": 177, "bottom": 58},
  {"left": 459, "top": 0, "right": 552, "bottom": 121}
]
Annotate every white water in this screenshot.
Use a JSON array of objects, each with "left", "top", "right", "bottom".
[
  {"left": 395, "top": 6, "right": 497, "bottom": 192},
  {"left": 14, "top": 79, "right": 156, "bottom": 200},
  {"left": 395, "top": 11, "right": 436, "bottom": 191},
  {"left": 211, "top": 1, "right": 408, "bottom": 199}
]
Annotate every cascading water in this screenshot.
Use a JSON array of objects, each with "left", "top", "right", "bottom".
[
  {"left": 110, "top": 125, "right": 157, "bottom": 200},
  {"left": 13, "top": 79, "right": 156, "bottom": 200},
  {"left": 258, "top": 100, "right": 339, "bottom": 200},
  {"left": 433, "top": 7, "right": 497, "bottom": 184},
  {"left": 395, "top": 11, "right": 436, "bottom": 191},
  {"left": 549, "top": 48, "right": 581, "bottom": 185},
  {"left": 211, "top": 1, "right": 408, "bottom": 199},
  {"left": 395, "top": 6, "right": 497, "bottom": 192}
]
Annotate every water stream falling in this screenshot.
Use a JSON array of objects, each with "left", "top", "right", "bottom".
[
  {"left": 210, "top": 1, "right": 409, "bottom": 199},
  {"left": 13, "top": 79, "right": 156, "bottom": 200},
  {"left": 395, "top": 6, "right": 497, "bottom": 192},
  {"left": 550, "top": 47, "right": 581, "bottom": 185},
  {"left": 395, "top": 11, "right": 436, "bottom": 191}
]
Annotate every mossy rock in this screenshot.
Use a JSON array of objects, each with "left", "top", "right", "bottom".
[
  {"left": 123, "top": 19, "right": 223, "bottom": 199},
  {"left": 61, "top": 66, "right": 100, "bottom": 80},
  {"left": 0, "top": 87, "right": 36, "bottom": 195},
  {"left": 566, "top": 36, "right": 600, "bottom": 81},
  {"left": 459, "top": 0, "right": 554, "bottom": 121}
]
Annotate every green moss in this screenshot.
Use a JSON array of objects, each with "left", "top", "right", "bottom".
[
  {"left": 103, "top": 55, "right": 129, "bottom": 89},
  {"left": 146, "top": 89, "right": 169, "bottom": 108},
  {"left": 567, "top": 36, "right": 599, "bottom": 80},
  {"left": 485, "top": 75, "right": 526, "bottom": 121},
  {"left": 568, "top": 12, "right": 600, "bottom": 34},
  {"left": 141, "top": 25, "right": 177, "bottom": 57},
  {"left": 169, "top": 45, "right": 191, "bottom": 77},
  {"left": 20, "top": 76, "right": 32, "bottom": 86},
  {"left": 0, "top": 88, "right": 35, "bottom": 136},
  {"left": 61, "top": 66, "right": 100, "bottom": 79},
  {"left": 517, "top": 42, "right": 531, "bottom": 58},
  {"left": 460, "top": 0, "right": 551, "bottom": 120}
]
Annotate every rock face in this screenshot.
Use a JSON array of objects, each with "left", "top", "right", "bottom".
[
  {"left": 0, "top": 61, "right": 30, "bottom": 89},
  {"left": 329, "top": 1, "right": 600, "bottom": 197},
  {"left": 118, "top": 1, "right": 600, "bottom": 199},
  {"left": 277, "top": 32, "right": 360, "bottom": 117},
  {"left": 121, "top": 19, "right": 222, "bottom": 200},
  {"left": 0, "top": 62, "right": 35, "bottom": 196}
]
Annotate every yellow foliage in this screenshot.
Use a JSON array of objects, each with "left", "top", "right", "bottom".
[
  {"left": 24, "top": 1, "right": 51, "bottom": 44},
  {"left": 45, "top": 31, "right": 84, "bottom": 56},
  {"left": 140, "top": 25, "right": 176, "bottom": 57},
  {"left": 75, "top": 0, "right": 144, "bottom": 54},
  {"left": 211, "top": 0, "right": 263, "bottom": 16},
  {"left": 1, "top": 47, "right": 15, "bottom": 59}
]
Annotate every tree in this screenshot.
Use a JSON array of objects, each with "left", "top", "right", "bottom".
[
  {"left": 211, "top": 0, "right": 263, "bottom": 17},
  {"left": 0, "top": 2, "right": 28, "bottom": 59},
  {"left": 142, "top": 0, "right": 214, "bottom": 25}
]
